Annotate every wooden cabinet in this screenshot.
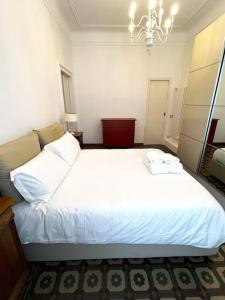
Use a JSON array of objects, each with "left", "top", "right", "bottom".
[
  {"left": 101, "top": 118, "right": 136, "bottom": 147},
  {"left": 0, "top": 197, "right": 30, "bottom": 300}
]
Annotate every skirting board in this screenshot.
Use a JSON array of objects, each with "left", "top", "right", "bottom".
[
  {"left": 83, "top": 143, "right": 144, "bottom": 149},
  {"left": 23, "top": 244, "right": 219, "bottom": 261}
]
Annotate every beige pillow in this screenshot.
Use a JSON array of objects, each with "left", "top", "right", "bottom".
[
  {"left": 0, "top": 132, "right": 41, "bottom": 202},
  {"left": 34, "top": 123, "right": 64, "bottom": 149}
]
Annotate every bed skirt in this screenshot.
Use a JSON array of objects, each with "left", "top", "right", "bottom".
[{"left": 23, "top": 243, "right": 219, "bottom": 261}]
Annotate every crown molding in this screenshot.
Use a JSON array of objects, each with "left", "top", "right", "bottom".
[
  {"left": 67, "top": 0, "right": 210, "bottom": 32},
  {"left": 178, "top": 0, "right": 209, "bottom": 28},
  {"left": 41, "top": 0, "right": 71, "bottom": 37},
  {"left": 68, "top": 0, "right": 81, "bottom": 27},
  {"left": 72, "top": 40, "right": 186, "bottom": 47},
  {"left": 68, "top": 0, "right": 181, "bottom": 30}
]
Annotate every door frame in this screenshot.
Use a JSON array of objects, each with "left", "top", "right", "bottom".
[
  {"left": 60, "top": 64, "right": 75, "bottom": 113},
  {"left": 144, "top": 78, "right": 171, "bottom": 145}
]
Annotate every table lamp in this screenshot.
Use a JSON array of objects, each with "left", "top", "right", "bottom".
[{"left": 64, "top": 113, "right": 78, "bottom": 133}]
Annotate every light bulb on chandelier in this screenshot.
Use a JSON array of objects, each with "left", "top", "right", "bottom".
[{"left": 128, "top": 0, "right": 179, "bottom": 50}]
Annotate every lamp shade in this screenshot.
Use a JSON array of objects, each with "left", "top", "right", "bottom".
[{"left": 64, "top": 113, "right": 78, "bottom": 123}]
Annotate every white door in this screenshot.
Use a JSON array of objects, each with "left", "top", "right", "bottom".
[{"left": 144, "top": 80, "right": 169, "bottom": 144}]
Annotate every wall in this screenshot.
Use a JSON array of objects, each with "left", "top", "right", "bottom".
[
  {"left": 72, "top": 30, "right": 188, "bottom": 143},
  {"left": 0, "top": 0, "right": 73, "bottom": 144}
]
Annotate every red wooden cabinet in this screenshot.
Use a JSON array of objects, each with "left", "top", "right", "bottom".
[
  {"left": 207, "top": 118, "right": 220, "bottom": 144},
  {"left": 101, "top": 118, "right": 136, "bottom": 147}
]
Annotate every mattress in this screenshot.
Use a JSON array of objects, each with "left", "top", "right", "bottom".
[
  {"left": 213, "top": 148, "right": 225, "bottom": 165},
  {"left": 13, "top": 149, "right": 225, "bottom": 248}
]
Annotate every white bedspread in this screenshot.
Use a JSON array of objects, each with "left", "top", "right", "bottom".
[
  {"left": 213, "top": 148, "right": 225, "bottom": 165},
  {"left": 13, "top": 149, "right": 225, "bottom": 248}
]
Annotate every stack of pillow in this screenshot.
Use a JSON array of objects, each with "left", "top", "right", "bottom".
[{"left": 10, "top": 131, "right": 80, "bottom": 207}]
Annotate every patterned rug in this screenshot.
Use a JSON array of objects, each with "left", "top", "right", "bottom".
[{"left": 22, "top": 246, "right": 225, "bottom": 300}]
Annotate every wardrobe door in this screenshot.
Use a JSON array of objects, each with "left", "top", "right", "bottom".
[
  {"left": 198, "top": 56, "right": 225, "bottom": 191},
  {"left": 178, "top": 64, "right": 220, "bottom": 172},
  {"left": 191, "top": 14, "right": 225, "bottom": 71},
  {"left": 178, "top": 14, "right": 225, "bottom": 173}
]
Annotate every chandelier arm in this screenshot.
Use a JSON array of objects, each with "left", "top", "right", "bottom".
[
  {"left": 152, "top": 10, "right": 160, "bottom": 19},
  {"left": 135, "top": 15, "right": 149, "bottom": 28},
  {"left": 133, "top": 27, "right": 147, "bottom": 41},
  {"left": 156, "top": 30, "right": 168, "bottom": 43},
  {"left": 156, "top": 26, "right": 168, "bottom": 37},
  {"left": 137, "top": 29, "right": 148, "bottom": 41},
  {"left": 169, "top": 21, "right": 174, "bottom": 33},
  {"left": 150, "top": 16, "right": 158, "bottom": 32}
]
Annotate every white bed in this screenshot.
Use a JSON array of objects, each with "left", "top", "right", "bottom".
[{"left": 13, "top": 149, "right": 225, "bottom": 260}]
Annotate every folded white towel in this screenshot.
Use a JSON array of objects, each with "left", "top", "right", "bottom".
[
  {"left": 144, "top": 160, "right": 183, "bottom": 175},
  {"left": 146, "top": 151, "right": 179, "bottom": 165},
  {"left": 146, "top": 150, "right": 164, "bottom": 164},
  {"left": 168, "top": 162, "right": 183, "bottom": 174},
  {"left": 163, "top": 153, "right": 180, "bottom": 164}
]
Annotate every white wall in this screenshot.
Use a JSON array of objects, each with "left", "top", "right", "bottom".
[
  {"left": 72, "top": 30, "right": 188, "bottom": 143},
  {"left": 0, "top": 0, "right": 73, "bottom": 144}
]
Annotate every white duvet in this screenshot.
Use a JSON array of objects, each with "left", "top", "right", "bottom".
[{"left": 13, "top": 149, "right": 225, "bottom": 248}]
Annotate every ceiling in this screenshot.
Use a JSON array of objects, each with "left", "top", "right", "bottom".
[{"left": 55, "top": 0, "right": 210, "bottom": 31}]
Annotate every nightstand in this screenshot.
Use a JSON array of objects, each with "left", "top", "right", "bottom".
[
  {"left": 0, "top": 197, "right": 30, "bottom": 300},
  {"left": 73, "top": 131, "right": 83, "bottom": 148}
]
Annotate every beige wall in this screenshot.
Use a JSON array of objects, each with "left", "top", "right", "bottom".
[
  {"left": 178, "top": 14, "right": 225, "bottom": 172},
  {"left": 72, "top": 31, "right": 188, "bottom": 143},
  {"left": 0, "top": 0, "right": 73, "bottom": 144}
]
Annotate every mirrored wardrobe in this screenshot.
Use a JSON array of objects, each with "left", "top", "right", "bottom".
[
  {"left": 178, "top": 14, "right": 225, "bottom": 175},
  {"left": 199, "top": 50, "right": 225, "bottom": 194},
  {"left": 177, "top": 13, "right": 225, "bottom": 197}
]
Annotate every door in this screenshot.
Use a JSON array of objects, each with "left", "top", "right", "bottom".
[{"left": 144, "top": 80, "right": 169, "bottom": 144}]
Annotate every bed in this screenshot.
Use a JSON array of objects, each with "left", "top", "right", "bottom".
[
  {"left": 12, "top": 148, "right": 225, "bottom": 261},
  {"left": 209, "top": 148, "right": 225, "bottom": 184}
]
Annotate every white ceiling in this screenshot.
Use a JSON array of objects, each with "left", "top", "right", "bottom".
[{"left": 55, "top": 0, "right": 210, "bottom": 31}]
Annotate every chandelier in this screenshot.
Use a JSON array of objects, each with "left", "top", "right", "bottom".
[{"left": 128, "top": 0, "right": 179, "bottom": 49}]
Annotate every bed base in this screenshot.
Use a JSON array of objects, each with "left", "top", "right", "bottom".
[{"left": 23, "top": 244, "right": 218, "bottom": 261}]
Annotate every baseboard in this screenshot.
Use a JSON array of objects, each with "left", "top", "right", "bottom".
[{"left": 83, "top": 143, "right": 144, "bottom": 149}]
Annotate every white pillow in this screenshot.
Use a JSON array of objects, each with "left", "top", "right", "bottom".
[
  {"left": 44, "top": 132, "right": 81, "bottom": 166},
  {"left": 10, "top": 150, "right": 70, "bottom": 205}
]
